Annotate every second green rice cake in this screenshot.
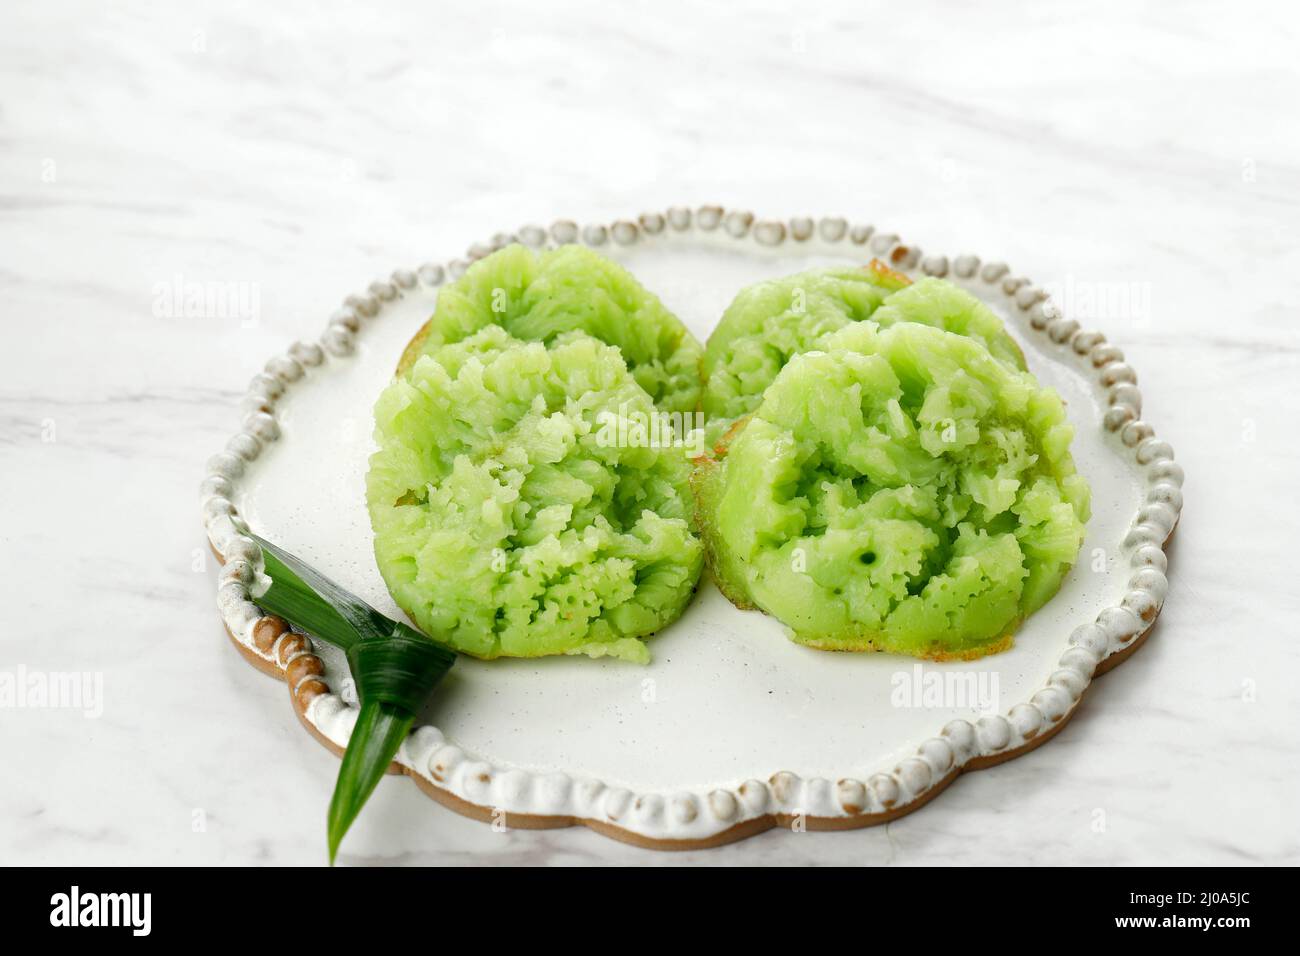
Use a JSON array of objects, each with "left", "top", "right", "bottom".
[
  {"left": 399, "top": 244, "right": 704, "bottom": 416},
  {"left": 701, "top": 261, "right": 1027, "bottom": 427},
  {"left": 693, "top": 320, "right": 1089, "bottom": 660},
  {"left": 369, "top": 325, "right": 703, "bottom": 663}
]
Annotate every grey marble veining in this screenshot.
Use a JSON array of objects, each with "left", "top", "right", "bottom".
[{"left": 1, "top": 0, "right": 1297, "bottom": 866}]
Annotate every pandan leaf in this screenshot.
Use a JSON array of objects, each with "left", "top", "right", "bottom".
[
  {"left": 246, "top": 534, "right": 456, "bottom": 863},
  {"left": 327, "top": 702, "right": 413, "bottom": 865},
  {"left": 348, "top": 631, "right": 456, "bottom": 708},
  {"left": 327, "top": 633, "right": 455, "bottom": 862},
  {"left": 251, "top": 533, "right": 388, "bottom": 645},
  {"left": 254, "top": 547, "right": 360, "bottom": 651}
]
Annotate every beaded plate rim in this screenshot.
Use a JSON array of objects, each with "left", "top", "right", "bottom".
[{"left": 201, "top": 206, "right": 1181, "bottom": 851}]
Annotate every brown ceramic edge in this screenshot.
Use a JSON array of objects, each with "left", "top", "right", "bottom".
[{"left": 219, "top": 600, "right": 1163, "bottom": 852}]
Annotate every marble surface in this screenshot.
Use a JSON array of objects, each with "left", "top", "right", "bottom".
[{"left": 2, "top": 0, "right": 1297, "bottom": 866}]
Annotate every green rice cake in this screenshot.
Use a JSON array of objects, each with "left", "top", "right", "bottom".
[
  {"left": 693, "top": 320, "right": 1087, "bottom": 660},
  {"left": 370, "top": 326, "right": 703, "bottom": 663},
  {"left": 701, "top": 262, "right": 1026, "bottom": 426},
  {"left": 399, "top": 244, "right": 703, "bottom": 416}
]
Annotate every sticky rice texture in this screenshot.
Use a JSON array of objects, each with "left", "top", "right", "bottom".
[
  {"left": 693, "top": 321, "right": 1088, "bottom": 659},
  {"left": 369, "top": 326, "right": 703, "bottom": 663},
  {"left": 399, "top": 244, "right": 703, "bottom": 416},
  {"left": 701, "top": 265, "right": 1026, "bottom": 425}
]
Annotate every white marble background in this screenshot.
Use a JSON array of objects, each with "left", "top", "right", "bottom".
[{"left": 1, "top": 0, "right": 1297, "bottom": 866}]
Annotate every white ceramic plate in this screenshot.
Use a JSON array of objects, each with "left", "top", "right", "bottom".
[{"left": 203, "top": 209, "right": 1180, "bottom": 848}]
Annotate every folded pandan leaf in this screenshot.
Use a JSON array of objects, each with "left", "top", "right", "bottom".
[{"left": 249, "top": 534, "right": 456, "bottom": 863}]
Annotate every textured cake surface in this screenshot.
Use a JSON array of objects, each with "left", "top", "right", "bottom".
[
  {"left": 399, "top": 244, "right": 703, "bottom": 416},
  {"left": 701, "top": 263, "right": 1026, "bottom": 426},
  {"left": 693, "top": 321, "right": 1088, "bottom": 659},
  {"left": 370, "top": 326, "right": 702, "bottom": 663}
]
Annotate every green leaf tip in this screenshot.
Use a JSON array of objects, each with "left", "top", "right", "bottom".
[
  {"left": 326, "top": 701, "right": 415, "bottom": 865},
  {"left": 242, "top": 534, "right": 458, "bottom": 863}
]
